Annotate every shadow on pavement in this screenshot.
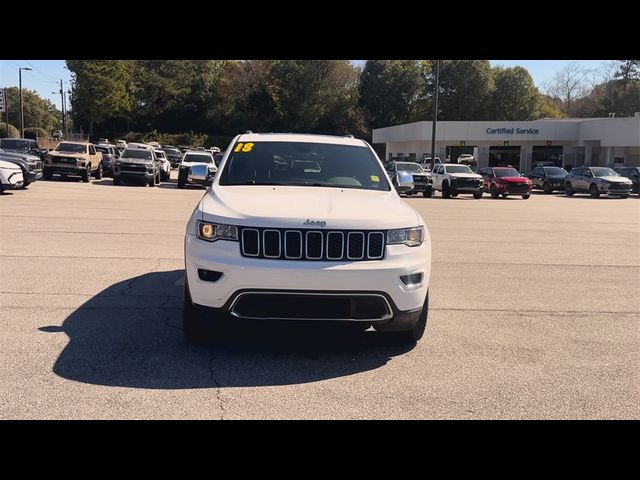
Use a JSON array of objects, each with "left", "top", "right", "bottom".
[{"left": 44, "top": 270, "right": 412, "bottom": 389}]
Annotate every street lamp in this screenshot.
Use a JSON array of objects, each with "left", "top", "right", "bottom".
[
  {"left": 430, "top": 60, "right": 440, "bottom": 170},
  {"left": 18, "top": 67, "right": 32, "bottom": 138}
]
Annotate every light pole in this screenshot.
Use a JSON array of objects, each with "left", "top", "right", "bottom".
[
  {"left": 18, "top": 67, "right": 32, "bottom": 138},
  {"left": 430, "top": 60, "right": 440, "bottom": 170},
  {"left": 53, "top": 80, "right": 66, "bottom": 140}
]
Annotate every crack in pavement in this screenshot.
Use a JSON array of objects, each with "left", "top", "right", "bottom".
[{"left": 208, "top": 353, "right": 227, "bottom": 420}]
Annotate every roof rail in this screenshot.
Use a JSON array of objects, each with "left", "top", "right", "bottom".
[
  {"left": 344, "top": 134, "right": 354, "bottom": 138},
  {"left": 244, "top": 130, "right": 253, "bottom": 134}
]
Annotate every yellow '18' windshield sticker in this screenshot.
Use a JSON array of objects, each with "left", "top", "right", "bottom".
[
  {"left": 233, "top": 142, "right": 255, "bottom": 153},
  {"left": 371, "top": 175, "right": 380, "bottom": 182}
]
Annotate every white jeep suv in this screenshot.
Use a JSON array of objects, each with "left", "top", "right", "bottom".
[{"left": 183, "top": 133, "right": 432, "bottom": 343}]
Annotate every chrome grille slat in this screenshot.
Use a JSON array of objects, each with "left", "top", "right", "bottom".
[{"left": 239, "top": 228, "right": 385, "bottom": 261}]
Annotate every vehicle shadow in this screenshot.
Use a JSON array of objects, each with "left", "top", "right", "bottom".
[{"left": 44, "top": 270, "right": 412, "bottom": 389}]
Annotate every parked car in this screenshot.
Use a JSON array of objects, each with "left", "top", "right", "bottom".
[
  {"left": 153, "top": 149, "right": 172, "bottom": 181},
  {"left": 0, "top": 149, "right": 43, "bottom": 187},
  {"left": 457, "top": 154, "right": 475, "bottom": 165},
  {"left": 162, "top": 147, "right": 183, "bottom": 168},
  {"left": 182, "top": 132, "right": 431, "bottom": 344},
  {"left": 94, "top": 144, "right": 120, "bottom": 177},
  {"left": 525, "top": 166, "right": 569, "bottom": 193},
  {"left": 113, "top": 148, "right": 161, "bottom": 186},
  {"left": 178, "top": 151, "right": 217, "bottom": 188},
  {"left": 564, "top": 166, "right": 632, "bottom": 198},
  {"left": 44, "top": 142, "right": 103, "bottom": 182},
  {"left": 148, "top": 141, "right": 161, "bottom": 149},
  {"left": 116, "top": 140, "right": 128, "bottom": 149},
  {"left": 0, "top": 159, "right": 24, "bottom": 193},
  {"left": 419, "top": 155, "right": 441, "bottom": 171},
  {"left": 0, "top": 137, "right": 48, "bottom": 161},
  {"left": 614, "top": 166, "right": 640, "bottom": 195},
  {"left": 478, "top": 167, "right": 532, "bottom": 199},
  {"left": 431, "top": 163, "right": 483, "bottom": 199},
  {"left": 385, "top": 161, "right": 432, "bottom": 197}
]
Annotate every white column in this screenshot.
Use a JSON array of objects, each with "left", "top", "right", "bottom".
[{"left": 603, "top": 147, "right": 613, "bottom": 167}]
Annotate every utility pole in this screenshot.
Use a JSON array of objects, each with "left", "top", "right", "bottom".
[
  {"left": 60, "top": 80, "right": 66, "bottom": 140},
  {"left": 430, "top": 60, "right": 440, "bottom": 170},
  {"left": 18, "top": 67, "right": 32, "bottom": 138},
  {"left": 3, "top": 88, "right": 8, "bottom": 137}
]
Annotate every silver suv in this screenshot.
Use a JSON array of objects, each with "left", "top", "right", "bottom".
[{"left": 565, "top": 166, "right": 632, "bottom": 198}]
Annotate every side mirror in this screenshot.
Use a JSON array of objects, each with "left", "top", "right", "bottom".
[{"left": 188, "top": 164, "right": 213, "bottom": 186}]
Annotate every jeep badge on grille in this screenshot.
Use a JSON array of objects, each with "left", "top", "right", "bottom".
[{"left": 304, "top": 219, "right": 326, "bottom": 227}]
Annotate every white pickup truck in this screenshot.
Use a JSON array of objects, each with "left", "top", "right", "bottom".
[{"left": 431, "top": 163, "right": 484, "bottom": 199}]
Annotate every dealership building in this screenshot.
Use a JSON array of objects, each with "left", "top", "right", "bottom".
[{"left": 372, "top": 117, "right": 640, "bottom": 171}]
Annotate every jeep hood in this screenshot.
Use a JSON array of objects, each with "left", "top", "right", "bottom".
[{"left": 200, "top": 186, "right": 421, "bottom": 230}]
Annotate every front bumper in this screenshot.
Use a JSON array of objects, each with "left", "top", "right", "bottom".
[
  {"left": 495, "top": 183, "right": 532, "bottom": 194},
  {"left": 1, "top": 170, "right": 24, "bottom": 189},
  {"left": 49, "top": 164, "right": 86, "bottom": 176},
  {"left": 601, "top": 184, "right": 631, "bottom": 196},
  {"left": 114, "top": 171, "right": 154, "bottom": 182},
  {"left": 185, "top": 232, "right": 431, "bottom": 315}
]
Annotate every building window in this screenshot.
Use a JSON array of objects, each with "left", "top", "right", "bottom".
[
  {"left": 614, "top": 157, "right": 625, "bottom": 164},
  {"left": 409, "top": 153, "right": 416, "bottom": 161}
]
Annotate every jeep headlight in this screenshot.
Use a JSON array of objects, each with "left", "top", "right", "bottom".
[
  {"left": 196, "top": 221, "right": 238, "bottom": 242},
  {"left": 387, "top": 226, "right": 424, "bottom": 247}
]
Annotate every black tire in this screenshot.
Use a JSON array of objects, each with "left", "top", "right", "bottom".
[
  {"left": 43, "top": 168, "right": 53, "bottom": 181},
  {"left": 589, "top": 184, "right": 600, "bottom": 198},
  {"left": 543, "top": 182, "right": 552, "bottom": 194},
  {"left": 148, "top": 171, "right": 157, "bottom": 187},
  {"left": 620, "top": 194, "right": 629, "bottom": 199},
  {"left": 423, "top": 187, "right": 433, "bottom": 198},
  {"left": 94, "top": 163, "right": 103, "bottom": 180},
  {"left": 473, "top": 191, "right": 483, "bottom": 199},
  {"left": 391, "top": 290, "right": 429, "bottom": 344},
  {"left": 522, "top": 193, "right": 531, "bottom": 199},
  {"left": 178, "top": 179, "right": 185, "bottom": 188},
  {"left": 113, "top": 176, "right": 121, "bottom": 186},
  {"left": 502, "top": 193, "right": 509, "bottom": 198},
  {"left": 21, "top": 168, "right": 30, "bottom": 188},
  {"left": 82, "top": 165, "right": 91, "bottom": 183},
  {"left": 490, "top": 185, "right": 499, "bottom": 199},
  {"left": 183, "top": 281, "right": 209, "bottom": 345},
  {"left": 442, "top": 182, "right": 450, "bottom": 199},
  {"left": 450, "top": 191, "right": 458, "bottom": 197},
  {"left": 565, "top": 182, "right": 573, "bottom": 196}
]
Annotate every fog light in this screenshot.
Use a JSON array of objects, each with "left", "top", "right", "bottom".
[
  {"left": 197, "top": 269, "right": 224, "bottom": 282},
  {"left": 400, "top": 273, "right": 423, "bottom": 286}
]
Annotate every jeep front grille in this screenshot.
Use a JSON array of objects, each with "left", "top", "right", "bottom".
[{"left": 240, "top": 227, "right": 385, "bottom": 261}]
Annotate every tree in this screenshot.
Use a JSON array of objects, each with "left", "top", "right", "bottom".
[
  {"left": 3, "top": 87, "right": 61, "bottom": 134},
  {"left": 359, "top": 60, "right": 430, "bottom": 129},
  {"left": 433, "top": 60, "right": 494, "bottom": 120},
  {"left": 0, "top": 122, "right": 20, "bottom": 138},
  {"left": 543, "top": 62, "right": 593, "bottom": 116},
  {"left": 614, "top": 60, "right": 640, "bottom": 84},
  {"left": 489, "top": 66, "right": 542, "bottom": 120},
  {"left": 66, "top": 60, "right": 135, "bottom": 136}
]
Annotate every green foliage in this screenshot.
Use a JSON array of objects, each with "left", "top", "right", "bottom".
[
  {"left": 24, "top": 127, "right": 49, "bottom": 139},
  {"left": 4, "top": 87, "right": 61, "bottom": 133},
  {"left": 435, "top": 60, "right": 495, "bottom": 120},
  {"left": 489, "top": 66, "right": 542, "bottom": 120},
  {"left": 0, "top": 122, "right": 20, "bottom": 138}
]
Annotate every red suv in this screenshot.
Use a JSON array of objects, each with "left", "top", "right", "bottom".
[{"left": 478, "top": 167, "right": 532, "bottom": 199}]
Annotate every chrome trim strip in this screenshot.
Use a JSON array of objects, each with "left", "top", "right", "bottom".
[
  {"left": 326, "top": 231, "right": 344, "bottom": 260},
  {"left": 228, "top": 291, "right": 393, "bottom": 322},
  {"left": 241, "top": 228, "right": 260, "bottom": 257},
  {"left": 262, "top": 229, "right": 281, "bottom": 258},
  {"left": 347, "top": 231, "right": 365, "bottom": 260},
  {"left": 284, "top": 230, "right": 303, "bottom": 259}
]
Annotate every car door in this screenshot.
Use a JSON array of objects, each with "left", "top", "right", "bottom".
[
  {"left": 580, "top": 169, "right": 594, "bottom": 191},
  {"left": 530, "top": 167, "right": 541, "bottom": 188},
  {"left": 432, "top": 165, "right": 442, "bottom": 189},
  {"left": 88, "top": 144, "right": 100, "bottom": 172}
]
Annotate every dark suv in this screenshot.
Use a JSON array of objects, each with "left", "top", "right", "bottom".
[
  {"left": 614, "top": 166, "right": 640, "bottom": 195},
  {"left": 0, "top": 138, "right": 47, "bottom": 161},
  {"left": 162, "top": 147, "right": 183, "bottom": 168},
  {"left": 385, "top": 161, "right": 432, "bottom": 197},
  {"left": 525, "top": 166, "right": 569, "bottom": 193}
]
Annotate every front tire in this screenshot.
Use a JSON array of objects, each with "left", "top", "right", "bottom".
[
  {"left": 113, "top": 176, "right": 121, "bottom": 186},
  {"left": 423, "top": 187, "right": 433, "bottom": 198},
  {"left": 473, "top": 191, "right": 483, "bottom": 199},
  {"left": 393, "top": 291, "right": 429, "bottom": 344},
  {"left": 442, "top": 182, "right": 451, "bottom": 199},
  {"left": 543, "top": 182, "right": 552, "bottom": 194},
  {"left": 589, "top": 184, "right": 600, "bottom": 198},
  {"left": 522, "top": 192, "right": 531, "bottom": 199},
  {"left": 94, "top": 163, "right": 103, "bottom": 180},
  {"left": 43, "top": 168, "right": 53, "bottom": 181},
  {"left": 490, "top": 185, "right": 499, "bottom": 199},
  {"left": 82, "top": 165, "right": 91, "bottom": 183},
  {"left": 565, "top": 183, "right": 573, "bottom": 196},
  {"left": 183, "top": 281, "right": 208, "bottom": 345},
  {"left": 148, "top": 171, "right": 157, "bottom": 187}
]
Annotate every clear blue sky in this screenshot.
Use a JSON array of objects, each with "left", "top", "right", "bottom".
[{"left": 0, "top": 60, "right": 612, "bottom": 109}]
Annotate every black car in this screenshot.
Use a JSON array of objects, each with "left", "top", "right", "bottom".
[
  {"left": 95, "top": 144, "right": 120, "bottom": 177},
  {"left": 614, "top": 166, "right": 640, "bottom": 195},
  {"left": 385, "top": 161, "right": 432, "bottom": 197},
  {"left": 525, "top": 166, "right": 569, "bottom": 193},
  {"left": 162, "top": 147, "right": 183, "bottom": 168},
  {"left": 0, "top": 138, "right": 48, "bottom": 161}
]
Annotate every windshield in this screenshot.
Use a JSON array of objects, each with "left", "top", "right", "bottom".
[
  {"left": 121, "top": 149, "right": 152, "bottom": 160},
  {"left": 543, "top": 167, "right": 568, "bottom": 176},
  {"left": 155, "top": 152, "right": 166, "bottom": 159},
  {"left": 396, "top": 162, "right": 423, "bottom": 173},
  {"left": 591, "top": 167, "right": 618, "bottom": 177},
  {"left": 183, "top": 153, "right": 213, "bottom": 164},
  {"left": 446, "top": 165, "right": 473, "bottom": 174},
  {"left": 55, "top": 143, "right": 87, "bottom": 153},
  {"left": 0, "top": 139, "right": 33, "bottom": 150},
  {"left": 220, "top": 141, "right": 390, "bottom": 191},
  {"left": 95, "top": 146, "right": 111, "bottom": 153},
  {"left": 494, "top": 168, "right": 520, "bottom": 177},
  {"left": 163, "top": 148, "right": 181, "bottom": 155}
]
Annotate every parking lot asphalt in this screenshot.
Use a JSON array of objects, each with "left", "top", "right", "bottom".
[{"left": 1, "top": 173, "right": 638, "bottom": 419}]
